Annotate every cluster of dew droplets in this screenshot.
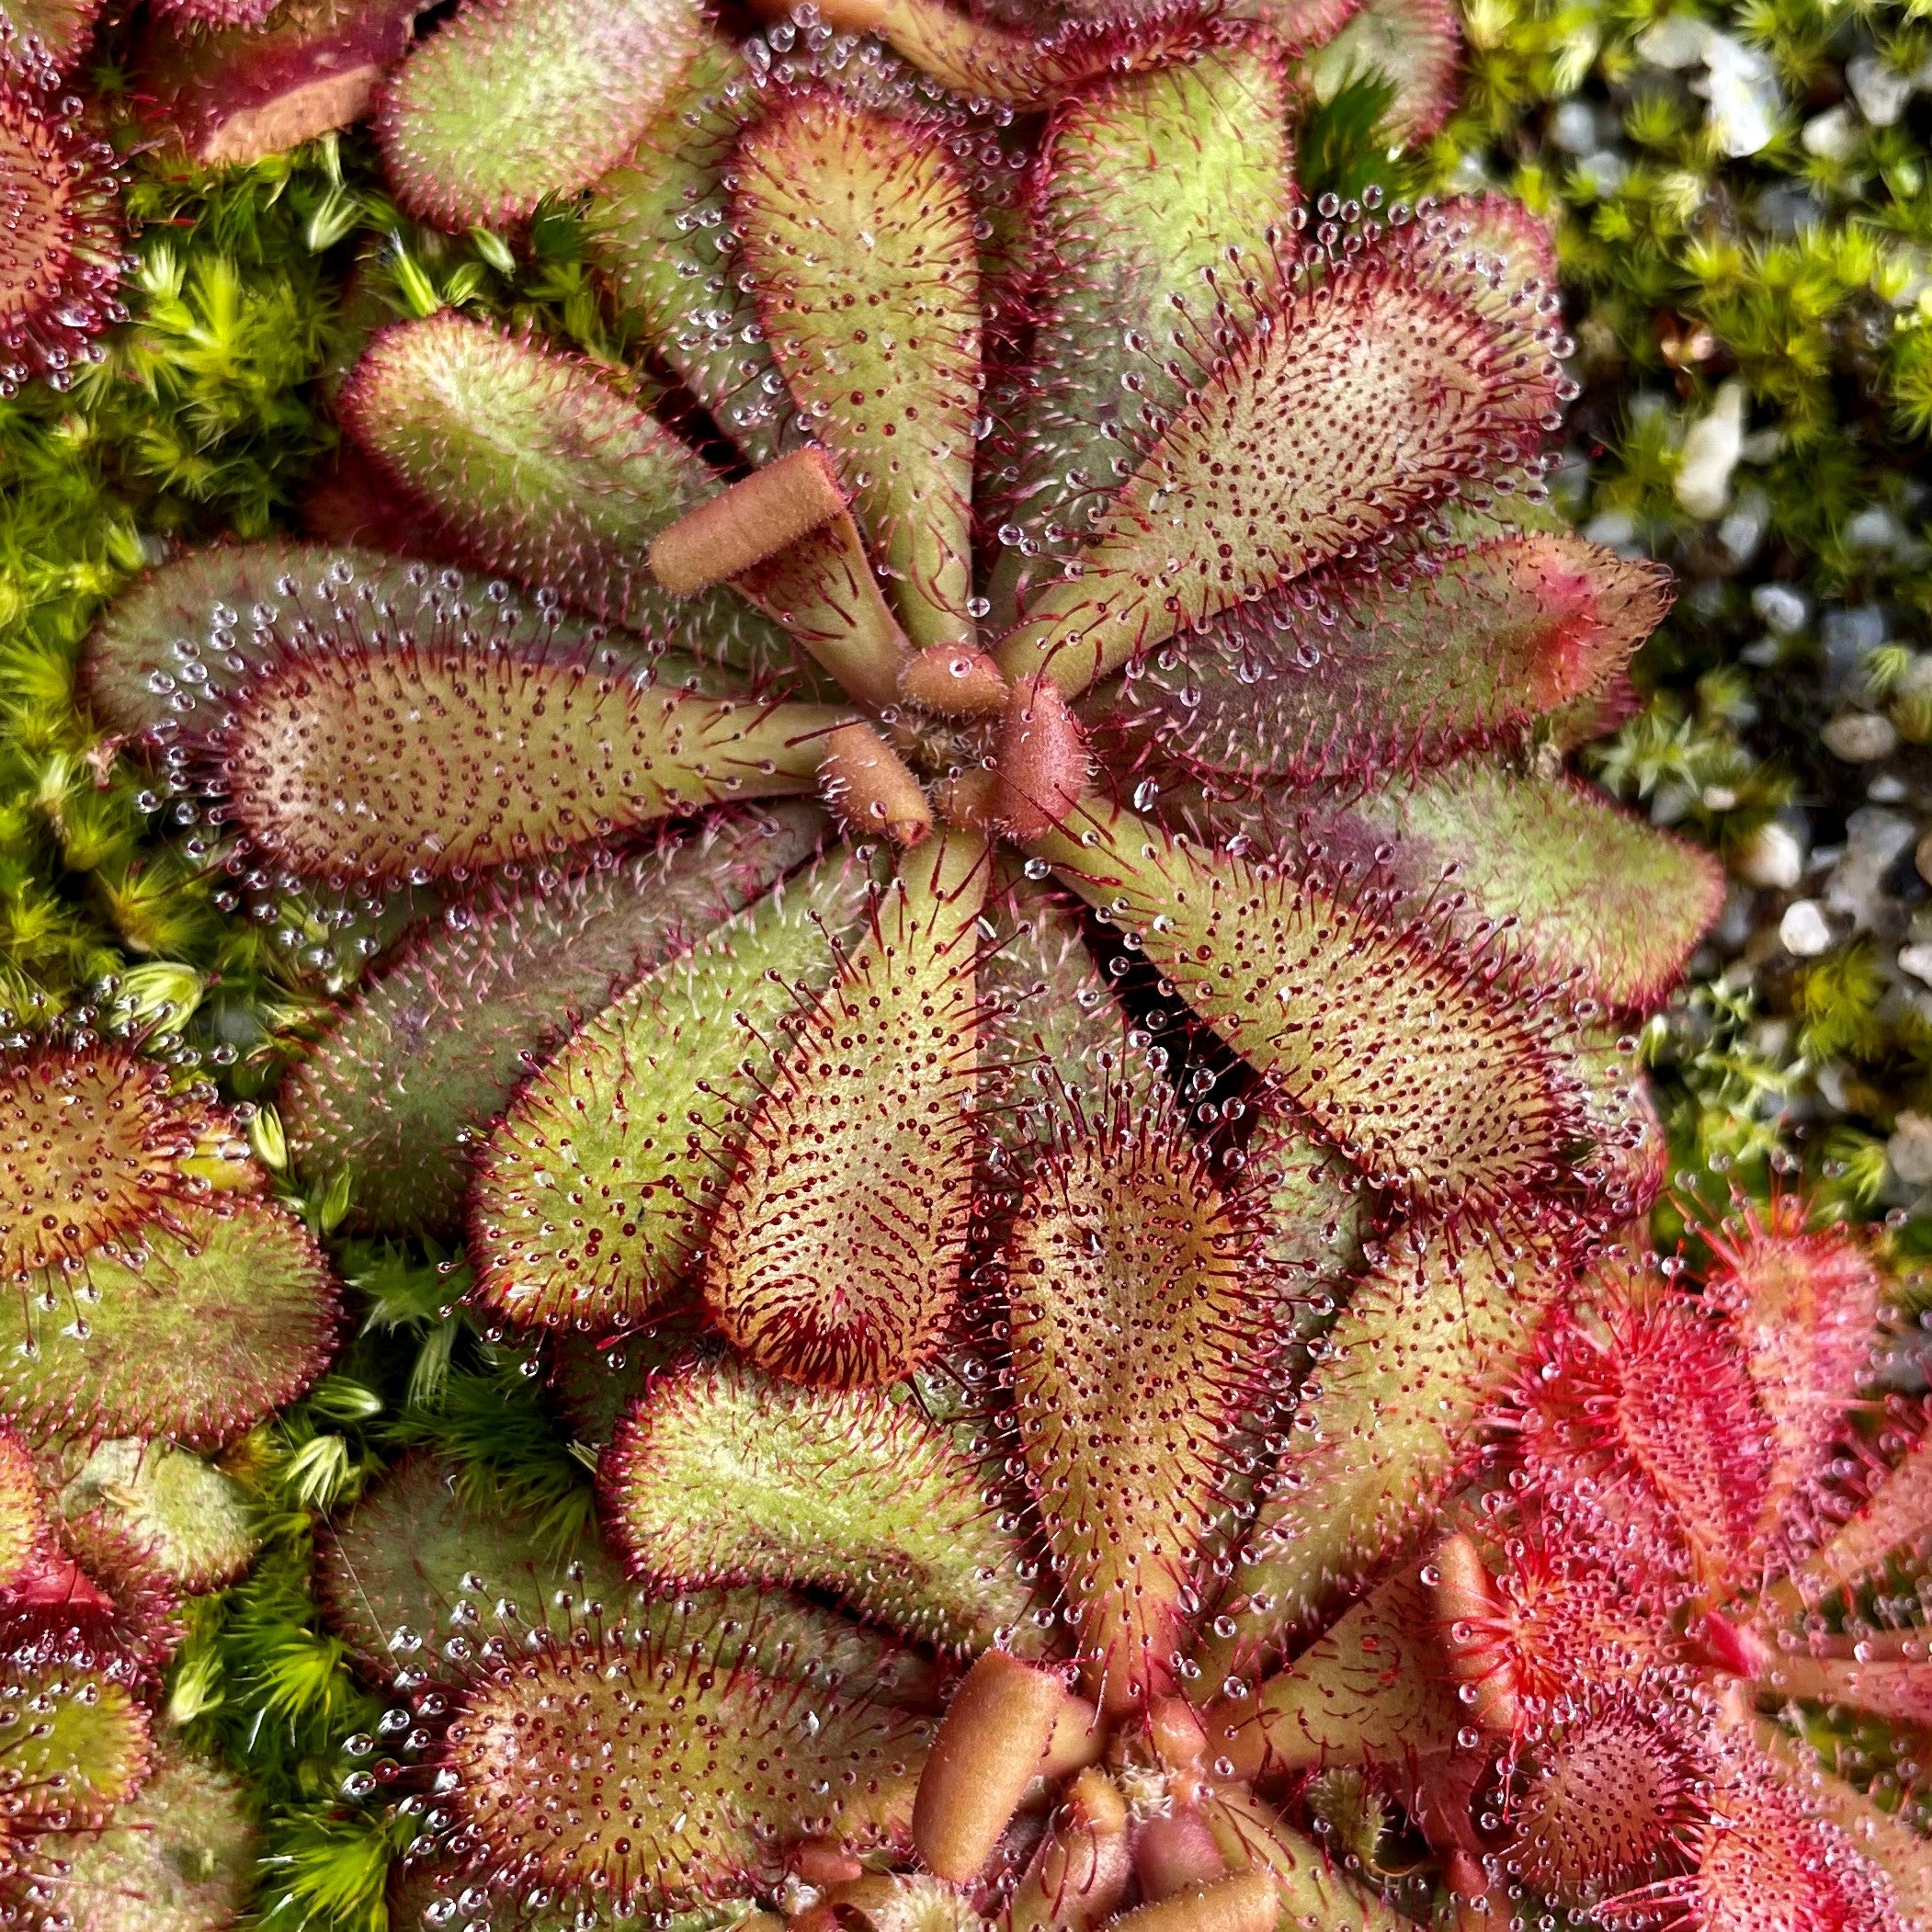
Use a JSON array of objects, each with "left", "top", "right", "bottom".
[
  {"left": 0, "top": 46, "right": 129, "bottom": 396},
  {"left": 154, "top": 558, "right": 677, "bottom": 989}
]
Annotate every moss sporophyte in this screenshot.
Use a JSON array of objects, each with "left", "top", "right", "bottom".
[{"left": 0, "top": 0, "right": 1926, "bottom": 1925}]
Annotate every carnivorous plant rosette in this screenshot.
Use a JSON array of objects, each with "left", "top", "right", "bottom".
[
  {"left": 0, "top": 1018, "right": 335, "bottom": 1927},
  {"left": 64, "top": 0, "right": 1840, "bottom": 1923}
]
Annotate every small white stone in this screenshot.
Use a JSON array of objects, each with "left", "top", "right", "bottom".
[
  {"left": 1779, "top": 899, "right": 1835, "bottom": 956},
  {"left": 1730, "top": 822, "right": 1803, "bottom": 891},
  {"left": 1891, "top": 1110, "right": 1932, "bottom": 1187},
  {"left": 1638, "top": 13, "right": 1709, "bottom": 67},
  {"left": 1848, "top": 52, "right": 1914, "bottom": 127},
  {"left": 1900, "top": 944, "right": 1932, "bottom": 985},
  {"left": 1802, "top": 105, "right": 1862, "bottom": 160},
  {"left": 1583, "top": 508, "right": 1638, "bottom": 550},
  {"left": 1577, "top": 151, "right": 1628, "bottom": 198},
  {"left": 1846, "top": 506, "right": 1904, "bottom": 552},
  {"left": 1703, "top": 33, "right": 1783, "bottom": 156},
  {"left": 1676, "top": 381, "right": 1747, "bottom": 517},
  {"left": 1551, "top": 100, "right": 1599, "bottom": 152},
  {"left": 1822, "top": 711, "right": 1901, "bottom": 762},
  {"left": 1752, "top": 584, "right": 1807, "bottom": 633}
]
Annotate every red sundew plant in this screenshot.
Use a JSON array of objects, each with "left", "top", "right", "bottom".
[
  {"left": 0, "top": 35, "right": 123, "bottom": 393},
  {"left": 1, "top": 0, "right": 1918, "bottom": 1923}
]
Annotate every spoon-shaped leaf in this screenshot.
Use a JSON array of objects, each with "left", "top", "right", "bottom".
[
  {"left": 699, "top": 831, "right": 988, "bottom": 1388},
  {"left": 469, "top": 839, "right": 875, "bottom": 1330},
  {"left": 1031, "top": 803, "right": 1572, "bottom": 1211},
  {"left": 1006, "top": 1105, "right": 1270, "bottom": 1710},
  {"left": 734, "top": 89, "right": 980, "bottom": 653},
  {"left": 601, "top": 1353, "right": 1037, "bottom": 1654},
  {"left": 282, "top": 806, "right": 824, "bottom": 1233}
]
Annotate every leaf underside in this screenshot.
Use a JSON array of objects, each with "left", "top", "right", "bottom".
[
  {"left": 0, "top": 1199, "right": 336, "bottom": 1449},
  {"left": 377, "top": 0, "right": 706, "bottom": 228},
  {"left": 340, "top": 314, "right": 787, "bottom": 668}
]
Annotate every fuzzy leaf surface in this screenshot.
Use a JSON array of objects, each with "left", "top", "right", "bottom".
[
  {"left": 699, "top": 832, "right": 986, "bottom": 1388},
  {"left": 340, "top": 315, "right": 784, "bottom": 665},
  {"left": 212, "top": 640, "right": 841, "bottom": 884},
  {"left": 1118, "top": 535, "right": 1665, "bottom": 789},
  {"left": 1007, "top": 1111, "right": 1267, "bottom": 1710},
  {"left": 1197, "top": 1218, "right": 1569, "bottom": 1677},
  {"left": 735, "top": 91, "right": 980, "bottom": 653},
  {"left": 984, "top": 43, "right": 1296, "bottom": 619},
  {"left": 446, "top": 1631, "right": 929, "bottom": 1907},
  {"left": 996, "top": 262, "right": 1556, "bottom": 697},
  {"left": 587, "top": 41, "right": 787, "bottom": 467},
  {"left": 0, "top": 1199, "right": 336, "bottom": 1449},
  {"left": 1033, "top": 804, "right": 1570, "bottom": 1210},
  {"left": 1314, "top": 760, "right": 1725, "bottom": 1009},
  {"left": 0, "top": 1047, "right": 201, "bottom": 1280},
  {"left": 283, "top": 807, "right": 822, "bottom": 1233},
  {"left": 601, "top": 1355, "right": 1034, "bottom": 1653},
  {"left": 470, "top": 841, "right": 874, "bottom": 1329},
  {"left": 376, "top": 0, "right": 706, "bottom": 227}
]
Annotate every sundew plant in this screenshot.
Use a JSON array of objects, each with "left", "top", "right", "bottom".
[{"left": 0, "top": 0, "right": 1927, "bottom": 1927}]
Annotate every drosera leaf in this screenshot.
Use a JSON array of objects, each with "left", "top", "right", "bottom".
[
  {"left": 1115, "top": 535, "right": 1668, "bottom": 791},
  {"left": 1195, "top": 1781, "right": 1415, "bottom": 1932},
  {"left": 759, "top": 0, "right": 1232, "bottom": 108},
  {"left": 983, "top": 40, "right": 1297, "bottom": 623},
  {"left": 1241, "top": 1117, "right": 1365, "bottom": 1309},
  {"left": 135, "top": 0, "right": 424, "bottom": 167},
  {"left": 49, "top": 1439, "right": 260, "bottom": 1595},
  {"left": 315, "top": 1447, "right": 636, "bottom": 1676},
  {"left": 1778, "top": 1423, "right": 1932, "bottom": 1614},
  {"left": 1193, "top": 1213, "right": 1574, "bottom": 1680},
  {"left": 599, "top": 1353, "right": 1039, "bottom": 1654},
  {"left": 323, "top": 1455, "right": 949, "bottom": 1705},
  {"left": 438, "top": 1621, "right": 932, "bottom": 1912},
  {"left": 1005, "top": 1103, "right": 1270, "bottom": 1711},
  {"left": 281, "top": 805, "right": 825, "bottom": 1234},
  {"left": 56, "top": 1745, "right": 257, "bottom": 1932},
  {"left": 0, "top": 1657, "right": 151, "bottom": 1824},
  {"left": 733, "top": 88, "right": 981, "bottom": 655},
  {"left": 1702, "top": 1202, "right": 1881, "bottom": 1551},
  {"left": 338, "top": 314, "right": 788, "bottom": 668},
  {"left": 1, "top": 0, "right": 101, "bottom": 74},
  {"left": 82, "top": 540, "right": 625, "bottom": 743},
  {"left": 994, "top": 257, "right": 1561, "bottom": 699},
  {"left": 975, "top": 880, "right": 1154, "bottom": 1156},
  {"left": 1299, "top": 0, "right": 1460, "bottom": 142},
  {"left": 0, "top": 1045, "right": 205, "bottom": 1282},
  {"left": 375, "top": 0, "right": 705, "bottom": 229},
  {"left": 586, "top": 40, "right": 790, "bottom": 468},
  {"left": 1029, "top": 802, "right": 1574, "bottom": 1213},
  {"left": 1311, "top": 759, "right": 1726, "bottom": 1011},
  {"left": 0, "top": 1200, "right": 338, "bottom": 1450},
  {"left": 1208, "top": 1570, "right": 1463, "bottom": 1775},
  {"left": 204, "top": 634, "right": 847, "bottom": 885},
  {"left": 699, "top": 829, "right": 989, "bottom": 1389},
  {"left": 469, "top": 839, "right": 875, "bottom": 1332},
  {"left": 0, "top": 1427, "right": 43, "bottom": 1594}
]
